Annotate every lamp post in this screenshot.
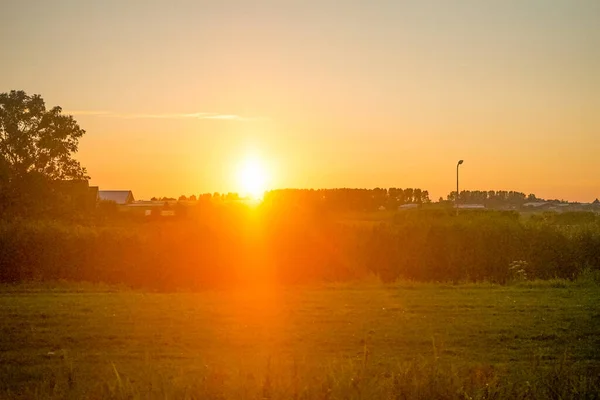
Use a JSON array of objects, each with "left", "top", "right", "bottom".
[{"left": 456, "top": 160, "right": 464, "bottom": 214}]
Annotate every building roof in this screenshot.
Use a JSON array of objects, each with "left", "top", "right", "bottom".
[
  {"left": 457, "top": 204, "right": 485, "bottom": 209},
  {"left": 523, "top": 202, "right": 549, "bottom": 208},
  {"left": 126, "top": 200, "right": 167, "bottom": 207},
  {"left": 98, "top": 190, "right": 135, "bottom": 205}
]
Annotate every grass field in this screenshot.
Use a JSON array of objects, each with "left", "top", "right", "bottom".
[{"left": 1, "top": 280, "right": 599, "bottom": 399}]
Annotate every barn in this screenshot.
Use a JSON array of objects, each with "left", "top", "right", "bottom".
[{"left": 98, "top": 190, "right": 135, "bottom": 205}]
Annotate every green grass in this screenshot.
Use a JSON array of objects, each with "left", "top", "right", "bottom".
[{"left": 1, "top": 281, "right": 599, "bottom": 399}]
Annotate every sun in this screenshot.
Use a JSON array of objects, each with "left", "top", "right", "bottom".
[{"left": 238, "top": 157, "right": 269, "bottom": 199}]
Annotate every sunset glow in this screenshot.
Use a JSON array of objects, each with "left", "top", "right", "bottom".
[
  {"left": 2, "top": 2, "right": 600, "bottom": 397},
  {"left": 238, "top": 157, "right": 269, "bottom": 199},
  {"left": 1, "top": 1, "right": 599, "bottom": 201}
]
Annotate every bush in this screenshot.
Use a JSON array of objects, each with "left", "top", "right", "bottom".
[{"left": 1, "top": 208, "right": 599, "bottom": 289}]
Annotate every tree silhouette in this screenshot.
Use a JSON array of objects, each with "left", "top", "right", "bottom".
[
  {"left": 445, "top": 190, "right": 541, "bottom": 207},
  {"left": 413, "top": 188, "right": 422, "bottom": 204},
  {"left": 0, "top": 90, "right": 88, "bottom": 181},
  {"left": 1, "top": 90, "right": 89, "bottom": 217},
  {"left": 404, "top": 188, "right": 414, "bottom": 204}
]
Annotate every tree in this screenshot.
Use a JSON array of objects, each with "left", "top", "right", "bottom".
[
  {"left": 225, "top": 192, "right": 239, "bottom": 201},
  {"left": 388, "top": 188, "right": 399, "bottom": 209},
  {"left": 178, "top": 195, "right": 188, "bottom": 201},
  {"left": 413, "top": 188, "right": 422, "bottom": 204},
  {"left": 0, "top": 90, "right": 88, "bottom": 181},
  {"left": 404, "top": 188, "right": 414, "bottom": 203},
  {"left": 0, "top": 90, "right": 88, "bottom": 217}
]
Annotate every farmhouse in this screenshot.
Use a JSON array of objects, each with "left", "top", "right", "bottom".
[{"left": 98, "top": 190, "right": 135, "bottom": 205}]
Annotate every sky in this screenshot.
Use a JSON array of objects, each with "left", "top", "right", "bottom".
[{"left": 1, "top": 0, "right": 599, "bottom": 201}]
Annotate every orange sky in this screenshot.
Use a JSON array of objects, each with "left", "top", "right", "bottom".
[{"left": 1, "top": 1, "right": 599, "bottom": 201}]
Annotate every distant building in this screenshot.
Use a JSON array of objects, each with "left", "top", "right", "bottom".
[
  {"left": 522, "top": 202, "right": 550, "bottom": 209},
  {"left": 98, "top": 190, "right": 135, "bottom": 205},
  {"left": 457, "top": 204, "right": 485, "bottom": 209},
  {"left": 126, "top": 200, "right": 166, "bottom": 207},
  {"left": 127, "top": 200, "right": 178, "bottom": 217}
]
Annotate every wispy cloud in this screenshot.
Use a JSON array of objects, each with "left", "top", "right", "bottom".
[
  {"left": 66, "top": 110, "right": 263, "bottom": 121},
  {"left": 66, "top": 110, "right": 113, "bottom": 116}
]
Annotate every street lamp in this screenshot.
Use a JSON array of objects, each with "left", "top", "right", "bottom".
[{"left": 456, "top": 160, "right": 464, "bottom": 214}]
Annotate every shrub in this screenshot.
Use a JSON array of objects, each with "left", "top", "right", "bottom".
[{"left": 1, "top": 209, "right": 599, "bottom": 289}]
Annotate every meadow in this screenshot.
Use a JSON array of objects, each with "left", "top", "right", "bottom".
[
  {"left": 2, "top": 207, "right": 600, "bottom": 398},
  {"left": 1, "top": 279, "right": 599, "bottom": 399}
]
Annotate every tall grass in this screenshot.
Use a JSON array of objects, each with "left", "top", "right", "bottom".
[
  {"left": 1, "top": 208, "right": 599, "bottom": 289},
  {"left": 3, "top": 352, "right": 599, "bottom": 399}
]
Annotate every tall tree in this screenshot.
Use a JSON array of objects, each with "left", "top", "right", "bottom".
[
  {"left": 0, "top": 90, "right": 88, "bottom": 180},
  {"left": 413, "top": 188, "right": 422, "bottom": 204},
  {"left": 404, "top": 188, "right": 414, "bottom": 203},
  {"left": 0, "top": 90, "right": 89, "bottom": 216}
]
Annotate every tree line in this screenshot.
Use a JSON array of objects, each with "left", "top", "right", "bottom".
[
  {"left": 159, "top": 189, "right": 552, "bottom": 214},
  {"left": 445, "top": 190, "right": 545, "bottom": 205},
  {"left": 263, "top": 188, "right": 431, "bottom": 212}
]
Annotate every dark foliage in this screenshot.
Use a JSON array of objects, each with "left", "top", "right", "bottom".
[
  {"left": 0, "top": 90, "right": 89, "bottom": 218},
  {"left": 1, "top": 205, "right": 599, "bottom": 289}
]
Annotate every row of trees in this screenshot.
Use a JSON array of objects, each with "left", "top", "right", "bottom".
[
  {"left": 162, "top": 190, "right": 579, "bottom": 210},
  {"left": 149, "top": 189, "right": 433, "bottom": 213},
  {"left": 263, "top": 188, "right": 431, "bottom": 212},
  {"left": 161, "top": 189, "right": 556, "bottom": 213},
  {"left": 445, "top": 190, "right": 543, "bottom": 205},
  {"left": 153, "top": 193, "right": 244, "bottom": 202}
]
